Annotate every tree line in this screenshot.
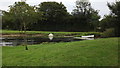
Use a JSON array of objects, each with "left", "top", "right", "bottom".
[{"left": 2, "top": 0, "right": 120, "bottom": 36}]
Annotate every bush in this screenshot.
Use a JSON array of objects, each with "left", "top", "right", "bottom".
[{"left": 102, "top": 28, "right": 115, "bottom": 37}]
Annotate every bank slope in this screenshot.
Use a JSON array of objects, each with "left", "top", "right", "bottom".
[{"left": 2, "top": 37, "right": 118, "bottom": 66}]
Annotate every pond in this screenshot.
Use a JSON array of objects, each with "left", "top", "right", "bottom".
[{"left": 0, "top": 36, "right": 90, "bottom": 46}]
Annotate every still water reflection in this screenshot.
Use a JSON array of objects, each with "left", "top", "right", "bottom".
[{"left": 0, "top": 37, "right": 85, "bottom": 46}]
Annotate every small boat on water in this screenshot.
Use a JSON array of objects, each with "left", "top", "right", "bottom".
[
  {"left": 74, "top": 35, "right": 94, "bottom": 40},
  {"left": 81, "top": 35, "right": 94, "bottom": 38}
]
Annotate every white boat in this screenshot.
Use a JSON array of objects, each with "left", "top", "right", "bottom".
[
  {"left": 74, "top": 37, "right": 94, "bottom": 40},
  {"left": 74, "top": 35, "right": 94, "bottom": 40},
  {"left": 81, "top": 35, "right": 94, "bottom": 38}
]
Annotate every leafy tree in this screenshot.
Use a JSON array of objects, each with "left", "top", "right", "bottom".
[
  {"left": 2, "top": 11, "right": 18, "bottom": 30},
  {"left": 3, "top": 1, "right": 41, "bottom": 50},
  {"left": 8, "top": 1, "right": 39, "bottom": 31},
  {"left": 71, "top": 0, "right": 100, "bottom": 31},
  {"left": 37, "top": 2, "right": 69, "bottom": 31},
  {"left": 89, "top": 11, "right": 100, "bottom": 31},
  {"left": 108, "top": 1, "right": 120, "bottom": 18},
  {"left": 100, "top": 15, "right": 116, "bottom": 31},
  {"left": 107, "top": 1, "right": 120, "bottom": 36}
]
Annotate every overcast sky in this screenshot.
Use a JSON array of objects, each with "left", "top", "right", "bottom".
[{"left": 0, "top": 0, "right": 118, "bottom": 18}]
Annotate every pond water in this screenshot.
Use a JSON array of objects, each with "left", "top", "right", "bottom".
[{"left": 0, "top": 37, "right": 88, "bottom": 46}]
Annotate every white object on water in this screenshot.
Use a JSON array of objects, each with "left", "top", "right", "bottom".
[
  {"left": 74, "top": 35, "right": 95, "bottom": 40},
  {"left": 74, "top": 37, "right": 94, "bottom": 40},
  {"left": 48, "top": 33, "right": 54, "bottom": 40},
  {"left": 0, "top": 42, "right": 13, "bottom": 46},
  {"left": 81, "top": 35, "right": 94, "bottom": 38}
]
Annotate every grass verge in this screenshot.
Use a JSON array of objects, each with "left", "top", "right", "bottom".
[{"left": 1, "top": 30, "right": 102, "bottom": 37}]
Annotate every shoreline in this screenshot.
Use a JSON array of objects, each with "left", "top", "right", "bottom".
[{"left": 0, "top": 34, "right": 44, "bottom": 37}]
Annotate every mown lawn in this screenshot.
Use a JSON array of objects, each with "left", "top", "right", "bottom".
[{"left": 2, "top": 37, "right": 118, "bottom": 66}]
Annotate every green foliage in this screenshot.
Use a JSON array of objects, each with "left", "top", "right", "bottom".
[
  {"left": 2, "top": 38, "right": 118, "bottom": 66},
  {"left": 100, "top": 15, "right": 116, "bottom": 31},
  {"left": 99, "top": 1, "right": 120, "bottom": 37},
  {"left": 3, "top": 1, "right": 42, "bottom": 31},
  {"left": 108, "top": 1, "right": 120, "bottom": 18},
  {"left": 107, "top": 1, "right": 120, "bottom": 37},
  {"left": 102, "top": 28, "right": 115, "bottom": 37},
  {"left": 35, "top": 2, "right": 69, "bottom": 31},
  {"left": 2, "top": 11, "right": 16, "bottom": 30},
  {"left": 2, "top": 1, "right": 101, "bottom": 32},
  {"left": 71, "top": 0, "right": 100, "bottom": 31}
]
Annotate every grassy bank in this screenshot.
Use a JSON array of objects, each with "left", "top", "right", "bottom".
[
  {"left": 2, "top": 37, "right": 118, "bottom": 66},
  {"left": 1, "top": 30, "right": 102, "bottom": 37}
]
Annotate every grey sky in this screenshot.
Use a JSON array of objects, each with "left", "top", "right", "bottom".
[{"left": 0, "top": 0, "right": 117, "bottom": 18}]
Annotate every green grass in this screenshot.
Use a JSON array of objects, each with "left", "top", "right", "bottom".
[
  {"left": 0, "top": 46, "right": 2, "bottom": 67},
  {"left": 1, "top": 30, "right": 102, "bottom": 37},
  {"left": 2, "top": 37, "right": 118, "bottom": 66}
]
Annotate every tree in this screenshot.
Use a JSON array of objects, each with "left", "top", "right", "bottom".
[
  {"left": 2, "top": 11, "right": 18, "bottom": 30},
  {"left": 4, "top": 1, "right": 41, "bottom": 50},
  {"left": 107, "top": 1, "right": 120, "bottom": 36},
  {"left": 71, "top": 0, "right": 100, "bottom": 31},
  {"left": 37, "top": 2, "right": 69, "bottom": 31},
  {"left": 8, "top": 1, "right": 39, "bottom": 31},
  {"left": 100, "top": 15, "right": 116, "bottom": 31}
]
